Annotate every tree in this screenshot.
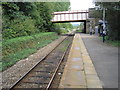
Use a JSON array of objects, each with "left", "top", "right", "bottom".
[
  {"left": 94, "top": 2, "right": 120, "bottom": 40},
  {"left": 2, "top": 2, "right": 70, "bottom": 39}
]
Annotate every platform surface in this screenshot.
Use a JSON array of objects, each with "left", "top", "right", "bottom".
[
  {"left": 81, "top": 34, "right": 118, "bottom": 88},
  {"left": 59, "top": 34, "right": 103, "bottom": 88}
]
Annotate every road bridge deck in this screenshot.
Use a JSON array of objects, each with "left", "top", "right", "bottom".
[{"left": 59, "top": 33, "right": 102, "bottom": 88}]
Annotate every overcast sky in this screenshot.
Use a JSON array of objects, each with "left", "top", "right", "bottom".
[
  {"left": 70, "top": 0, "right": 94, "bottom": 25},
  {"left": 70, "top": 0, "right": 94, "bottom": 10}
]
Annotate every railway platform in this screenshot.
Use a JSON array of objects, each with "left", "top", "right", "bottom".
[{"left": 59, "top": 33, "right": 103, "bottom": 88}]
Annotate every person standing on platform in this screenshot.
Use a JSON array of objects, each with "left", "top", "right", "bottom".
[
  {"left": 98, "top": 20, "right": 103, "bottom": 36},
  {"left": 102, "top": 21, "right": 107, "bottom": 43},
  {"left": 90, "top": 26, "right": 92, "bottom": 35},
  {"left": 102, "top": 30, "right": 106, "bottom": 42}
]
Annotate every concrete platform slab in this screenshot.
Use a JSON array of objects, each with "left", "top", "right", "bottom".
[
  {"left": 67, "top": 62, "right": 84, "bottom": 71},
  {"left": 86, "top": 74, "right": 102, "bottom": 88},
  {"left": 60, "top": 70, "right": 86, "bottom": 88},
  {"left": 59, "top": 34, "right": 102, "bottom": 88},
  {"left": 84, "top": 66, "right": 97, "bottom": 75}
]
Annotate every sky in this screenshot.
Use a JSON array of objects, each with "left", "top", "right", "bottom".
[
  {"left": 52, "top": 0, "right": 95, "bottom": 25},
  {"left": 70, "top": 0, "right": 94, "bottom": 25},
  {"left": 70, "top": 0, "right": 94, "bottom": 10}
]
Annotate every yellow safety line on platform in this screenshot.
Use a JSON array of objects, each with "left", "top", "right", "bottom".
[{"left": 59, "top": 34, "right": 103, "bottom": 89}]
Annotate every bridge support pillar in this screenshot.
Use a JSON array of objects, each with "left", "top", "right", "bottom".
[{"left": 84, "top": 21, "right": 86, "bottom": 33}]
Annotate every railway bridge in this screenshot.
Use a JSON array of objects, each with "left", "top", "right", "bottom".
[{"left": 51, "top": 10, "right": 89, "bottom": 33}]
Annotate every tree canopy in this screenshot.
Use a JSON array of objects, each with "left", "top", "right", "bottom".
[
  {"left": 2, "top": 2, "right": 70, "bottom": 39},
  {"left": 94, "top": 2, "right": 120, "bottom": 40}
]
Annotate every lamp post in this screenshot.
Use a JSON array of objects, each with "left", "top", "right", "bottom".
[
  {"left": 102, "top": 8, "right": 106, "bottom": 31},
  {"left": 95, "top": 5, "right": 107, "bottom": 42}
]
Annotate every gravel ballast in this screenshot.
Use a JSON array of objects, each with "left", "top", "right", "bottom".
[{"left": 1, "top": 36, "right": 66, "bottom": 89}]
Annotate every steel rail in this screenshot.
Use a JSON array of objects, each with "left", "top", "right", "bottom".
[
  {"left": 9, "top": 36, "right": 68, "bottom": 90},
  {"left": 46, "top": 40, "right": 72, "bottom": 90}
]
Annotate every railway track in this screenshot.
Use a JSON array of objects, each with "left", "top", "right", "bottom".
[{"left": 9, "top": 35, "right": 73, "bottom": 89}]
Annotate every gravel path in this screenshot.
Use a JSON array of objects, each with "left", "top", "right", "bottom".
[{"left": 1, "top": 36, "right": 66, "bottom": 89}]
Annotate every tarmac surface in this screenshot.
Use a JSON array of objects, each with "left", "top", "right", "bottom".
[{"left": 81, "top": 34, "right": 118, "bottom": 88}]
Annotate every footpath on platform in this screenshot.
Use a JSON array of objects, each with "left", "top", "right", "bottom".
[
  {"left": 59, "top": 33, "right": 103, "bottom": 88},
  {"left": 81, "top": 34, "right": 118, "bottom": 88}
]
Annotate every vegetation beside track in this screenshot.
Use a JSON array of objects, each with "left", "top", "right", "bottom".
[
  {"left": 1, "top": 32, "right": 59, "bottom": 71},
  {"left": 91, "top": 2, "right": 120, "bottom": 41},
  {"left": 100, "top": 36, "right": 120, "bottom": 47},
  {"left": 53, "top": 23, "right": 73, "bottom": 35},
  {"left": 106, "top": 40, "right": 120, "bottom": 47},
  {"left": 2, "top": 2, "right": 70, "bottom": 39},
  {"left": 75, "top": 30, "right": 82, "bottom": 33},
  {"left": 1, "top": 2, "right": 71, "bottom": 71}
]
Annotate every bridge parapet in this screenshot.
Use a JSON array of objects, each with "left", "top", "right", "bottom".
[{"left": 52, "top": 10, "right": 89, "bottom": 23}]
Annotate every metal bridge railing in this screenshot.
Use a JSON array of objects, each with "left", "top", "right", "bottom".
[{"left": 52, "top": 10, "right": 89, "bottom": 22}]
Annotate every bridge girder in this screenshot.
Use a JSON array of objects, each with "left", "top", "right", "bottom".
[{"left": 52, "top": 10, "right": 89, "bottom": 23}]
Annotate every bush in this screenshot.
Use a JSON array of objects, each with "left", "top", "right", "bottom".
[
  {"left": 2, "top": 32, "right": 59, "bottom": 71},
  {"left": 2, "top": 17, "right": 37, "bottom": 39}
]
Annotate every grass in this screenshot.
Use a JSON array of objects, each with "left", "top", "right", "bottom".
[
  {"left": 106, "top": 40, "right": 120, "bottom": 47},
  {"left": 99, "top": 36, "right": 120, "bottom": 47},
  {"left": 0, "top": 62, "right": 2, "bottom": 71},
  {"left": 1, "top": 32, "right": 59, "bottom": 71},
  {"left": 0, "top": 41, "right": 2, "bottom": 71},
  {"left": 59, "top": 39, "right": 71, "bottom": 52},
  {"left": 76, "top": 29, "right": 82, "bottom": 33},
  {"left": 2, "top": 48, "right": 36, "bottom": 71}
]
